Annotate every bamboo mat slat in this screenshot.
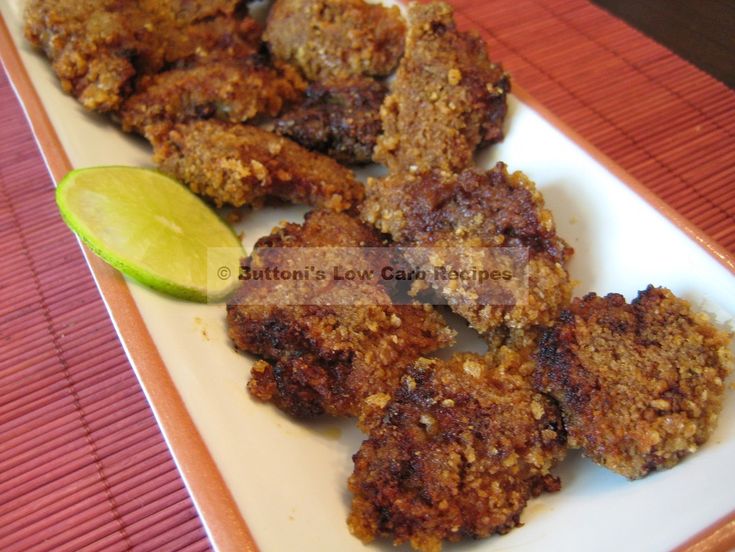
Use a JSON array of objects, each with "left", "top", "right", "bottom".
[
  {"left": 0, "top": 71, "right": 211, "bottom": 551},
  {"left": 1, "top": 1, "right": 733, "bottom": 550},
  {"left": 450, "top": 0, "right": 735, "bottom": 254}
]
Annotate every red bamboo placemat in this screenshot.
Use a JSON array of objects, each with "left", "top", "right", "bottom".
[
  {"left": 0, "top": 71, "right": 211, "bottom": 551},
  {"left": 1, "top": 1, "right": 733, "bottom": 551}
]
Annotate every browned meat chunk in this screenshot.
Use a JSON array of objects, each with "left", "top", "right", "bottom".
[
  {"left": 151, "top": 120, "right": 364, "bottom": 211},
  {"left": 348, "top": 347, "right": 566, "bottom": 552},
  {"left": 121, "top": 55, "right": 306, "bottom": 135},
  {"left": 374, "top": 2, "right": 510, "bottom": 173},
  {"left": 24, "top": 0, "right": 261, "bottom": 112},
  {"left": 263, "top": 0, "right": 405, "bottom": 80},
  {"left": 361, "top": 163, "right": 573, "bottom": 340},
  {"left": 274, "top": 77, "right": 386, "bottom": 165},
  {"left": 536, "top": 286, "right": 733, "bottom": 480},
  {"left": 227, "top": 210, "right": 456, "bottom": 418}
]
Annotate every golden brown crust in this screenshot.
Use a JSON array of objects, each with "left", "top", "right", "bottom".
[
  {"left": 348, "top": 348, "right": 566, "bottom": 552},
  {"left": 121, "top": 56, "right": 306, "bottom": 135},
  {"left": 226, "top": 210, "right": 456, "bottom": 418},
  {"left": 535, "top": 286, "right": 733, "bottom": 479},
  {"left": 274, "top": 77, "right": 386, "bottom": 165},
  {"left": 150, "top": 120, "right": 364, "bottom": 211},
  {"left": 374, "top": 2, "right": 510, "bottom": 173},
  {"left": 263, "top": 0, "right": 405, "bottom": 80},
  {"left": 253, "top": 208, "right": 384, "bottom": 250},
  {"left": 361, "top": 163, "right": 573, "bottom": 338},
  {"left": 24, "top": 0, "right": 260, "bottom": 112}
]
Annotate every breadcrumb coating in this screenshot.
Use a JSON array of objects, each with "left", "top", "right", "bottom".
[
  {"left": 121, "top": 55, "right": 306, "bottom": 135},
  {"left": 349, "top": 347, "right": 566, "bottom": 552},
  {"left": 274, "top": 77, "right": 386, "bottom": 165},
  {"left": 151, "top": 120, "right": 364, "bottom": 211},
  {"left": 536, "top": 286, "right": 733, "bottom": 479},
  {"left": 227, "top": 210, "right": 455, "bottom": 418},
  {"left": 24, "top": 0, "right": 260, "bottom": 112},
  {"left": 264, "top": 0, "right": 405, "bottom": 80},
  {"left": 374, "top": 2, "right": 510, "bottom": 173},
  {"left": 361, "top": 163, "right": 573, "bottom": 339}
]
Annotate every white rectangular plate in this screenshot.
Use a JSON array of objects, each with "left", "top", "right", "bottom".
[{"left": 2, "top": 1, "right": 734, "bottom": 550}]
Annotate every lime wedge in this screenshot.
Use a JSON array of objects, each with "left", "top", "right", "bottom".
[{"left": 56, "top": 166, "right": 244, "bottom": 302}]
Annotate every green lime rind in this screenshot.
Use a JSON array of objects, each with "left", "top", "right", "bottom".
[{"left": 56, "top": 166, "right": 244, "bottom": 303}]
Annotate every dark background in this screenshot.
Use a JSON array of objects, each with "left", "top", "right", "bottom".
[{"left": 591, "top": 0, "right": 735, "bottom": 88}]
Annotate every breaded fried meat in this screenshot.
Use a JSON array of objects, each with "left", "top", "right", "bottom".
[
  {"left": 274, "top": 77, "right": 386, "bottom": 165},
  {"left": 121, "top": 55, "right": 306, "bottom": 136},
  {"left": 536, "top": 286, "right": 733, "bottom": 479},
  {"left": 374, "top": 2, "right": 510, "bottom": 173},
  {"left": 362, "top": 163, "right": 573, "bottom": 339},
  {"left": 24, "top": 0, "right": 260, "bottom": 112},
  {"left": 264, "top": 0, "right": 405, "bottom": 80},
  {"left": 227, "top": 210, "right": 455, "bottom": 418},
  {"left": 151, "top": 120, "right": 364, "bottom": 211},
  {"left": 348, "top": 348, "right": 566, "bottom": 552}
]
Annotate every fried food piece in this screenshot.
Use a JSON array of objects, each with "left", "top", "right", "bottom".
[
  {"left": 374, "top": 2, "right": 510, "bottom": 173},
  {"left": 151, "top": 120, "right": 364, "bottom": 211},
  {"left": 121, "top": 55, "right": 306, "bottom": 135},
  {"left": 263, "top": 0, "right": 405, "bottom": 80},
  {"left": 227, "top": 210, "right": 455, "bottom": 418},
  {"left": 274, "top": 77, "right": 386, "bottom": 165},
  {"left": 24, "top": 0, "right": 260, "bottom": 112},
  {"left": 25, "top": 0, "right": 135, "bottom": 111},
  {"left": 536, "top": 286, "right": 733, "bottom": 480},
  {"left": 348, "top": 348, "right": 566, "bottom": 552},
  {"left": 163, "top": 15, "right": 263, "bottom": 68},
  {"left": 361, "top": 163, "right": 573, "bottom": 339}
]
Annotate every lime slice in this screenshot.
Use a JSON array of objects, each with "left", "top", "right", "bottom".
[{"left": 56, "top": 166, "right": 244, "bottom": 302}]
